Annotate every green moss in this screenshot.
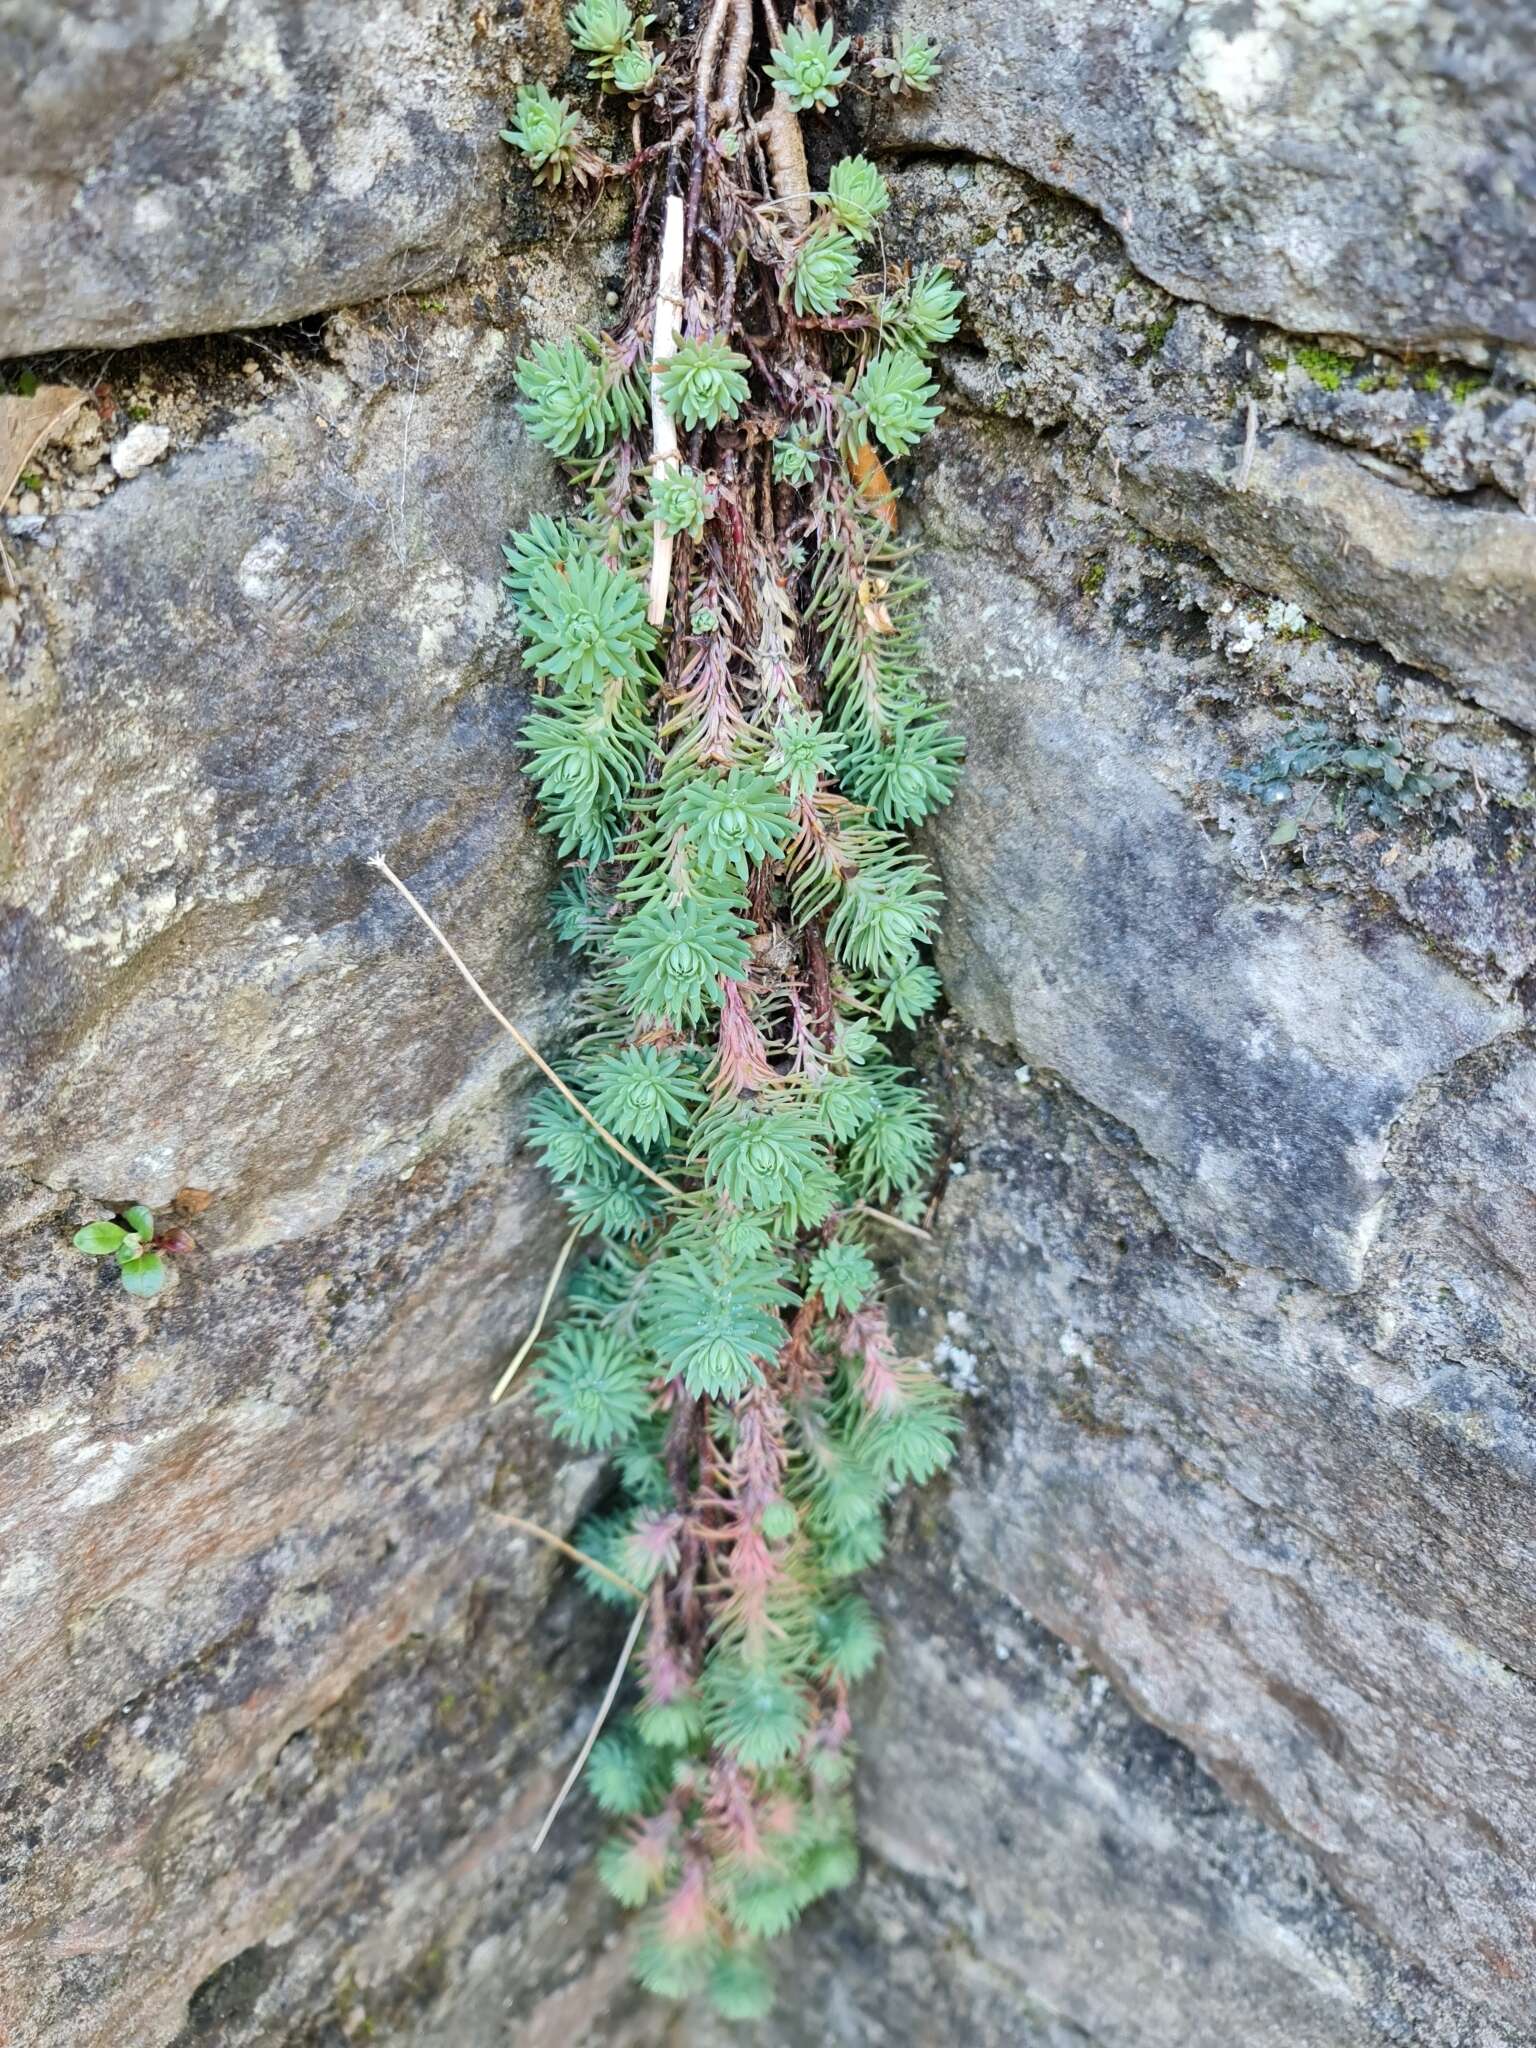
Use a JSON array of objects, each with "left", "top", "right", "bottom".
[
  {"left": 1451, "top": 375, "right": 1487, "bottom": 403},
  {"left": 1417, "top": 365, "right": 1442, "bottom": 393},
  {"left": 1080, "top": 559, "right": 1106, "bottom": 596},
  {"left": 1409, "top": 427, "right": 1431, "bottom": 450},
  {"left": 1291, "top": 344, "right": 1354, "bottom": 391},
  {"left": 1141, "top": 310, "right": 1174, "bottom": 354}
]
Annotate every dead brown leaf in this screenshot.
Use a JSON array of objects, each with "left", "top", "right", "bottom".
[
  {"left": 847, "top": 440, "right": 898, "bottom": 533},
  {"left": 0, "top": 382, "right": 87, "bottom": 588}
]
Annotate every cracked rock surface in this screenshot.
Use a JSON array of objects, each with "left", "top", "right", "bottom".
[{"left": 5, "top": 0, "right": 1536, "bottom": 2043}]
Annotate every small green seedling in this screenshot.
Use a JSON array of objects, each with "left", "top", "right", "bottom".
[{"left": 72, "top": 1205, "right": 193, "bottom": 1297}]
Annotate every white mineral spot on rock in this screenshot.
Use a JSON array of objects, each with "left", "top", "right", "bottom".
[
  {"left": 1014, "top": 1064, "right": 1033, "bottom": 1085},
  {"left": 933, "top": 1337, "right": 980, "bottom": 1394},
  {"left": 1186, "top": 25, "right": 1284, "bottom": 117},
  {"left": 110, "top": 423, "right": 171, "bottom": 479},
  {"left": 284, "top": 124, "right": 316, "bottom": 194},
  {"left": 55, "top": 1432, "right": 144, "bottom": 1508},
  {"left": 130, "top": 190, "right": 175, "bottom": 233}
]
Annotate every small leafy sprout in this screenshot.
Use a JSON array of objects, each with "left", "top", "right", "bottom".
[
  {"left": 675, "top": 767, "right": 794, "bottom": 879},
  {"left": 789, "top": 223, "right": 860, "bottom": 318},
  {"left": 874, "top": 28, "right": 941, "bottom": 96},
  {"left": 532, "top": 1323, "right": 652, "bottom": 1449},
  {"left": 515, "top": 334, "right": 643, "bottom": 457},
  {"left": 851, "top": 348, "right": 942, "bottom": 458},
  {"left": 879, "top": 266, "right": 964, "bottom": 356},
  {"left": 690, "top": 603, "right": 720, "bottom": 633},
  {"left": 772, "top": 422, "right": 822, "bottom": 486},
  {"left": 649, "top": 463, "right": 710, "bottom": 539},
  {"left": 659, "top": 336, "right": 751, "bottom": 430},
  {"left": 501, "top": 83, "right": 589, "bottom": 187},
  {"left": 764, "top": 20, "right": 851, "bottom": 112},
  {"left": 610, "top": 42, "right": 660, "bottom": 93},
  {"left": 808, "top": 1240, "right": 878, "bottom": 1315},
  {"left": 825, "top": 156, "right": 890, "bottom": 241},
  {"left": 72, "top": 1204, "right": 190, "bottom": 1298}
]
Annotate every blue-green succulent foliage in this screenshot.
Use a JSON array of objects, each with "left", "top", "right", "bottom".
[{"left": 498, "top": 7, "right": 964, "bottom": 2023}]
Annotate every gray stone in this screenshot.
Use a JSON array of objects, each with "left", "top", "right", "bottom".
[
  {"left": 789, "top": 405, "right": 1536, "bottom": 2035},
  {"left": 873, "top": 156, "right": 1536, "bottom": 735},
  {"left": 0, "top": 285, "right": 661, "bottom": 2043},
  {"left": 0, "top": 0, "right": 567, "bottom": 354},
  {"left": 2, "top": 296, "right": 568, "bottom": 1248},
  {"left": 746, "top": 1532, "right": 1522, "bottom": 2048},
  {"left": 916, "top": 436, "right": 1520, "bottom": 1294},
  {"left": 867, "top": 0, "right": 1536, "bottom": 357},
  {"left": 872, "top": 1034, "right": 1536, "bottom": 2035},
  {"left": 1097, "top": 414, "right": 1536, "bottom": 734}
]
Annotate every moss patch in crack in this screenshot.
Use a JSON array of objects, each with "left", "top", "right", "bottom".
[{"left": 1290, "top": 344, "right": 1355, "bottom": 391}]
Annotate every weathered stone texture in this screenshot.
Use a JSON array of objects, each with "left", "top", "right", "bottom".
[
  {"left": 0, "top": 0, "right": 572, "bottom": 355},
  {"left": 741, "top": 1527, "right": 1524, "bottom": 2048},
  {"left": 866, "top": 0, "right": 1536, "bottom": 357},
  {"left": 0, "top": 268, "right": 656, "bottom": 2041}
]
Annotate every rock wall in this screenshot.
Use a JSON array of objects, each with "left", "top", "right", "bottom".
[{"left": 4, "top": 2, "right": 1534, "bottom": 2044}]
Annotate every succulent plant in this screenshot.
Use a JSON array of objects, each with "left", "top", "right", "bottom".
[
  {"left": 825, "top": 155, "right": 890, "bottom": 240},
  {"left": 495, "top": 8, "right": 968, "bottom": 2020},
  {"left": 567, "top": 0, "right": 643, "bottom": 58},
  {"left": 789, "top": 223, "right": 860, "bottom": 317},
  {"left": 772, "top": 421, "right": 822, "bottom": 485},
  {"left": 851, "top": 347, "right": 942, "bottom": 457},
  {"left": 659, "top": 335, "right": 752, "bottom": 429},
  {"left": 764, "top": 19, "right": 851, "bottom": 112},
  {"left": 878, "top": 264, "right": 964, "bottom": 355},
  {"left": 610, "top": 41, "right": 660, "bottom": 93},
  {"left": 648, "top": 462, "right": 710, "bottom": 538},
  {"left": 874, "top": 28, "right": 941, "bottom": 95},
  {"left": 514, "top": 333, "right": 644, "bottom": 456},
  {"left": 500, "top": 82, "right": 588, "bottom": 186}
]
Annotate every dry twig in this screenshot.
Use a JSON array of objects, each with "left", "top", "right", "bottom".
[
  {"left": 647, "top": 196, "right": 686, "bottom": 625},
  {"left": 367, "top": 854, "right": 682, "bottom": 1196}
]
